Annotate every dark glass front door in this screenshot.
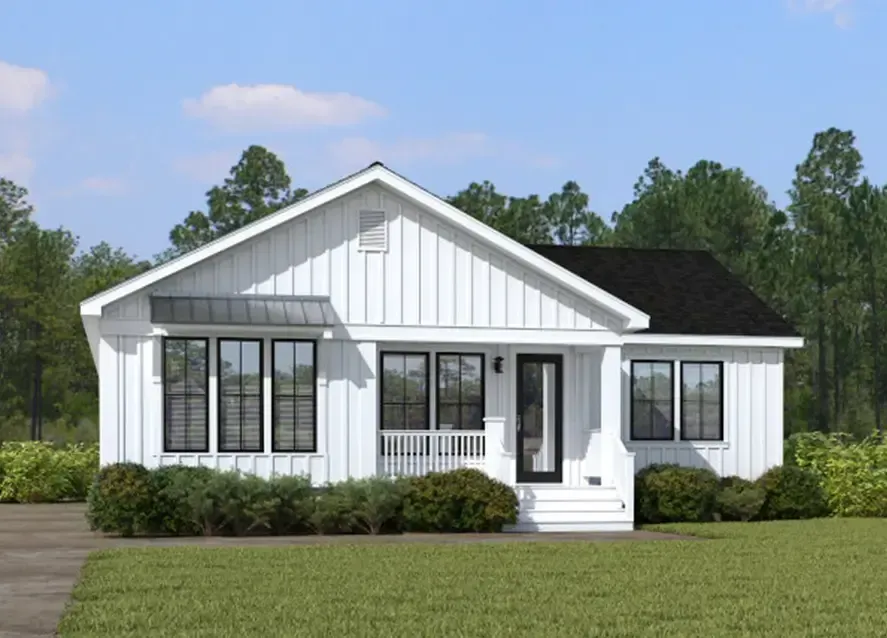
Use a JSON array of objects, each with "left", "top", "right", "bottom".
[{"left": 515, "top": 353, "right": 563, "bottom": 483}]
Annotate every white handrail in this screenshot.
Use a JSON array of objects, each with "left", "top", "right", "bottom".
[
  {"left": 379, "top": 430, "right": 486, "bottom": 477},
  {"left": 606, "top": 432, "right": 636, "bottom": 512}
]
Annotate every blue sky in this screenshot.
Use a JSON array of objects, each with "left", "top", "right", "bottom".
[{"left": 1, "top": 0, "right": 885, "bottom": 260}]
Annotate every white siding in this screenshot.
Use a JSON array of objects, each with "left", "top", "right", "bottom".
[
  {"left": 102, "top": 185, "right": 615, "bottom": 331},
  {"left": 620, "top": 345, "right": 784, "bottom": 480},
  {"left": 98, "top": 335, "right": 378, "bottom": 482}
]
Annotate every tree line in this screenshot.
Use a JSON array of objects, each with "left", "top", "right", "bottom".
[{"left": 0, "top": 129, "right": 882, "bottom": 443}]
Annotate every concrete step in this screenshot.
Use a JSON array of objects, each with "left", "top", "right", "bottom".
[
  {"left": 505, "top": 520, "right": 634, "bottom": 533},
  {"left": 517, "top": 509, "right": 633, "bottom": 525},
  {"left": 520, "top": 498, "right": 625, "bottom": 514},
  {"left": 515, "top": 485, "right": 621, "bottom": 502}
]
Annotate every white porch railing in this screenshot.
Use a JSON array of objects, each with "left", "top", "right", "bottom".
[
  {"left": 379, "top": 430, "right": 486, "bottom": 477},
  {"left": 605, "top": 432, "right": 636, "bottom": 510}
]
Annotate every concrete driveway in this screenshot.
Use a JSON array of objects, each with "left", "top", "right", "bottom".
[{"left": 0, "top": 504, "right": 698, "bottom": 637}]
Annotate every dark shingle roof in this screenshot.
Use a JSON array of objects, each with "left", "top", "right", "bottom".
[{"left": 525, "top": 245, "right": 799, "bottom": 337}]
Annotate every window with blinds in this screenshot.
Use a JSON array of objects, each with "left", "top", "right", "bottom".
[
  {"left": 163, "top": 338, "right": 209, "bottom": 452},
  {"left": 272, "top": 340, "right": 316, "bottom": 452},
  {"left": 218, "top": 339, "right": 263, "bottom": 452}
]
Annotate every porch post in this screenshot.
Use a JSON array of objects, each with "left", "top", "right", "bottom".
[
  {"left": 599, "top": 345, "right": 623, "bottom": 487},
  {"left": 483, "top": 416, "right": 511, "bottom": 484}
]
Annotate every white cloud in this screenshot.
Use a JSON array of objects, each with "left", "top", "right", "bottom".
[
  {"left": 80, "top": 176, "right": 127, "bottom": 195},
  {"left": 789, "top": 0, "right": 854, "bottom": 27},
  {"left": 0, "top": 60, "right": 51, "bottom": 113},
  {"left": 183, "top": 84, "right": 387, "bottom": 132},
  {"left": 172, "top": 150, "right": 238, "bottom": 182},
  {"left": 327, "top": 133, "right": 558, "bottom": 172},
  {"left": 0, "top": 60, "right": 52, "bottom": 183},
  {"left": 0, "top": 152, "right": 35, "bottom": 183}
]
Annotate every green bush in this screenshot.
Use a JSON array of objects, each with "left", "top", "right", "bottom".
[
  {"left": 267, "top": 474, "right": 315, "bottom": 535},
  {"left": 143, "top": 465, "right": 216, "bottom": 535},
  {"left": 635, "top": 464, "right": 720, "bottom": 524},
  {"left": 335, "top": 477, "right": 407, "bottom": 534},
  {"left": 402, "top": 468, "right": 518, "bottom": 532},
  {"left": 86, "top": 463, "right": 153, "bottom": 536},
  {"left": 756, "top": 465, "right": 830, "bottom": 520},
  {"left": 791, "top": 432, "right": 887, "bottom": 517},
  {"left": 0, "top": 441, "right": 98, "bottom": 502},
  {"left": 715, "top": 476, "right": 766, "bottom": 522}
]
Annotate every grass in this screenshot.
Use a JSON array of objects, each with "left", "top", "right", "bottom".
[{"left": 59, "top": 519, "right": 887, "bottom": 638}]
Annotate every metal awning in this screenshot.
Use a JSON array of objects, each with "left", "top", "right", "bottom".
[{"left": 149, "top": 293, "right": 334, "bottom": 326}]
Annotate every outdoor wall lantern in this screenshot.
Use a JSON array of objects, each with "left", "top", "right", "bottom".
[{"left": 493, "top": 356, "right": 504, "bottom": 374}]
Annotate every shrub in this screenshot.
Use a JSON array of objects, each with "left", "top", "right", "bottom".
[
  {"left": 792, "top": 432, "right": 887, "bottom": 518},
  {"left": 635, "top": 464, "right": 720, "bottom": 524},
  {"left": 143, "top": 465, "right": 216, "bottom": 535},
  {"left": 308, "top": 484, "right": 357, "bottom": 534},
  {"left": 86, "top": 463, "right": 153, "bottom": 536},
  {"left": 403, "top": 468, "right": 519, "bottom": 533},
  {"left": 0, "top": 441, "right": 98, "bottom": 503},
  {"left": 335, "top": 477, "right": 407, "bottom": 534},
  {"left": 267, "top": 474, "right": 314, "bottom": 535},
  {"left": 715, "top": 476, "right": 766, "bottom": 522},
  {"left": 756, "top": 465, "right": 830, "bottom": 520}
]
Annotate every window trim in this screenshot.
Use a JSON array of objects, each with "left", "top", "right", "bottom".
[
  {"left": 629, "top": 359, "right": 675, "bottom": 442},
  {"left": 679, "top": 361, "right": 725, "bottom": 442},
  {"left": 162, "top": 336, "right": 210, "bottom": 454},
  {"left": 434, "top": 352, "right": 486, "bottom": 431},
  {"left": 270, "top": 339, "right": 318, "bottom": 453},
  {"left": 217, "top": 338, "right": 264, "bottom": 453},
  {"left": 379, "top": 351, "right": 431, "bottom": 431}
]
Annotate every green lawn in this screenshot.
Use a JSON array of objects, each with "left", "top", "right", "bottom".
[{"left": 59, "top": 519, "right": 887, "bottom": 638}]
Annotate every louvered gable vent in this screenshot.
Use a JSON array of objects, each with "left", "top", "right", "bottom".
[{"left": 358, "top": 209, "right": 387, "bottom": 251}]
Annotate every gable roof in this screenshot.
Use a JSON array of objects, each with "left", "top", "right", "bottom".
[
  {"left": 526, "top": 245, "right": 799, "bottom": 338},
  {"left": 80, "top": 163, "right": 650, "bottom": 330}
]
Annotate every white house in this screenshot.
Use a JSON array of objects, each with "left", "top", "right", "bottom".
[{"left": 80, "top": 162, "right": 804, "bottom": 532}]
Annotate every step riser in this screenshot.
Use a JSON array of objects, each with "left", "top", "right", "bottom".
[
  {"left": 518, "top": 510, "right": 633, "bottom": 525},
  {"left": 515, "top": 488, "right": 621, "bottom": 502},
  {"left": 521, "top": 500, "right": 625, "bottom": 513},
  {"left": 505, "top": 521, "right": 635, "bottom": 533}
]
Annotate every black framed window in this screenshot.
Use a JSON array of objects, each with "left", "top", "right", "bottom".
[
  {"left": 630, "top": 361, "right": 674, "bottom": 441},
  {"left": 436, "top": 353, "right": 485, "bottom": 431},
  {"left": 380, "top": 352, "right": 429, "bottom": 430},
  {"left": 681, "top": 362, "right": 724, "bottom": 441},
  {"left": 163, "top": 338, "right": 209, "bottom": 452},
  {"left": 218, "top": 339, "right": 263, "bottom": 452},
  {"left": 272, "top": 340, "right": 316, "bottom": 452}
]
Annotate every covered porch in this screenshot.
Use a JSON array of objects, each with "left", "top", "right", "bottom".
[{"left": 372, "top": 340, "right": 635, "bottom": 503}]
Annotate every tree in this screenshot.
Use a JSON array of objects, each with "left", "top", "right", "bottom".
[
  {"left": 161, "top": 146, "right": 306, "bottom": 260},
  {"left": 543, "top": 181, "right": 611, "bottom": 246},
  {"left": 448, "top": 182, "right": 551, "bottom": 243},
  {"left": 788, "top": 127, "right": 863, "bottom": 432},
  {"left": 0, "top": 178, "right": 33, "bottom": 247}
]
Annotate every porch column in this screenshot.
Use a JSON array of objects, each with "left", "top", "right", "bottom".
[
  {"left": 599, "top": 345, "right": 623, "bottom": 487},
  {"left": 483, "top": 416, "right": 512, "bottom": 484}
]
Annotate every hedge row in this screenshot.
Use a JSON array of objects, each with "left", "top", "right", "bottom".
[
  {"left": 86, "top": 464, "right": 520, "bottom": 537},
  {"left": 635, "top": 463, "right": 829, "bottom": 524},
  {"left": 786, "top": 431, "right": 887, "bottom": 517},
  {"left": 0, "top": 442, "right": 99, "bottom": 503}
]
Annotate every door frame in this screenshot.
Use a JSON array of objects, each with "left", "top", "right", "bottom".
[{"left": 515, "top": 352, "right": 564, "bottom": 484}]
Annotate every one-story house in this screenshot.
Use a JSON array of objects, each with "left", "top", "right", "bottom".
[{"left": 79, "top": 162, "right": 803, "bottom": 532}]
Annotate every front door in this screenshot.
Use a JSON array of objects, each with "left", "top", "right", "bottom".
[{"left": 515, "top": 353, "right": 563, "bottom": 483}]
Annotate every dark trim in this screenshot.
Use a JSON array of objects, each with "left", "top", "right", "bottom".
[
  {"left": 515, "top": 353, "right": 563, "bottom": 484},
  {"left": 217, "top": 338, "right": 264, "bottom": 453},
  {"left": 270, "top": 339, "right": 318, "bottom": 453},
  {"left": 162, "top": 336, "right": 210, "bottom": 453},
  {"left": 379, "top": 351, "right": 431, "bottom": 456},
  {"left": 435, "top": 352, "right": 486, "bottom": 457},
  {"left": 629, "top": 360, "right": 675, "bottom": 441},
  {"left": 679, "top": 361, "right": 725, "bottom": 441},
  {"left": 434, "top": 352, "right": 486, "bottom": 429}
]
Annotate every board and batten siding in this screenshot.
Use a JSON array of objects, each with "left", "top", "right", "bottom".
[
  {"left": 97, "top": 334, "right": 378, "bottom": 482},
  {"left": 621, "top": 346, "right": 785, "bottom": 480},
  {"left": 102, "top": 184, "right": 616, "bottom": 332}
]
